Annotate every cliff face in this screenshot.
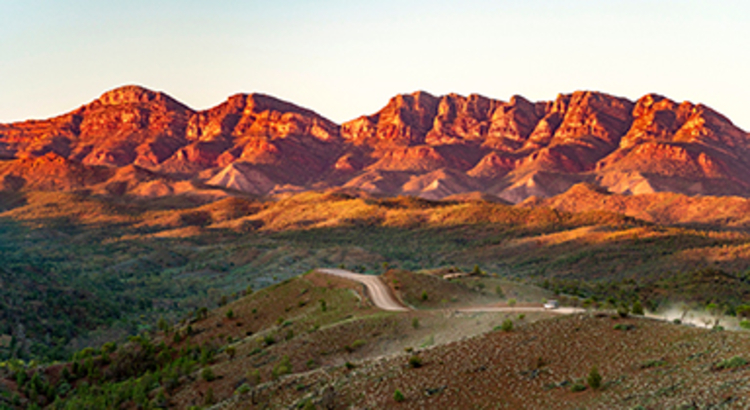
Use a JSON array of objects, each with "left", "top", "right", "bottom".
[{"left": 2, "top": 85, "right": 749, "bottom": 201}]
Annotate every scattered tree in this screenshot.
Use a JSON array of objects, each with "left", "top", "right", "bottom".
[
  {"left": 631, "top": 300, "right": 645, "bottom": 316},
  {"left": 587, "top": 365, "right": 602, "bottom": 390}
]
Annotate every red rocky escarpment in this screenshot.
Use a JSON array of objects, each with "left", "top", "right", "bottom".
[{"left": 2, "top": 85, "right": 749, "bottom": 202}]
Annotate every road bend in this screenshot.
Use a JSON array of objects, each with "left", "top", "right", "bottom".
[
  {"left": 315, "top": 268, "right": 409, "bottom": 312},
  {"left": 315, "top": 268, "right": 585, "bottom": 315}
]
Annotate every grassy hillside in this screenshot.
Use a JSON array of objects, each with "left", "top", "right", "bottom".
[
  {"left": 5, "top": 269, "right": 750, "bottom": 409},
  {"left": 2, "top": 190, "right": 750, "bottom": 363},
  {"left": 1, "top": 270, "right": 558, "bottom": 409}
]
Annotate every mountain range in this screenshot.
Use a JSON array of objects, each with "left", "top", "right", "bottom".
[{"left": 2, "top": 85, "right": 749, "bottom": 202}]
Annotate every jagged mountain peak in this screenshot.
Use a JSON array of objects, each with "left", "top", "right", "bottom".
[
  {"left": 93, "top": 84, "right": 191, "bottom": 111},
  {"left": 2, "top": 87, "right": 749, "bottom": 203}
]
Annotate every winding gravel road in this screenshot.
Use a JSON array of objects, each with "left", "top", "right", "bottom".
[
  {"left": 315, "top": 268, "right": 409, "bottom": 311},
  {"left": 315, "top": 268, "right": 585, "bottom": 314}
]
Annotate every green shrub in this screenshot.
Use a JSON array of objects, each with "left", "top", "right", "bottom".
[
  {"left": 587, "top": 366, "right": 602, "bottom": 389},
  {"left": 235, "top": 383, "right": 251, "bottom": 395},
  {"left": 412, "top": 318, "right": 420, "bottom": 329},
  {"left": 613, "top": 323, "right": 636, "bottom": 331},
  {"left": 570, "top": 383, "right": 587, "bottom": 392},
  {"left": 394, "top": 389, "right": 405, "bottom": 402},
  {"left": 344, "top": 361, "right": 355, "bottom": 370},
  {"left": 508, "top": 298, "right": 517, "bottom": 307},
  {"left": 714, "top": 356, "right": 748, "bottom": 370},
  {"left": 631, "top": 301, "right": 645, "bottom": 315},
  {"left": 740, "top": 319, "right": 750, "bottom": 330},
  {"left": 102, "top": 342, "right": 117, "bottom": 354},
  {"left": 421, "top": 291, "right": 428, "bottom": 301},
  {"left": 500, "top": 319, "right": 513, "bottom": 332},
  {"left": 263, "top": 334, "right": 275, "bottom": 346},
  {"left": 201, "top": 367, "right": 216, "bottom": 382},
  {"left": 247, "top": 369, "right": 261, "bottom": 386},
  {"left": 640, "top": 359, "right": 667, "bottom": 369},
  {"left": 408, "top": 355, "right": 423, "bottom": 368},
  {"left": 226, "top": 309, "right": 235, "bottom": 319},
  {"left": 352, "top": 339, "right": 366, "bottom": 349},
  {"left": 272, "top": 355, "right": 292, "bottom": 379},
  {"left": 495, "top": 286, "right": 505, "bottom": 298}
]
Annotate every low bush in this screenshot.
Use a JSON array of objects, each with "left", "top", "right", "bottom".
[
  {"left": 394, "top": 389, "right": 405, "bottom": 402},
  {"left": 570, "top": 383, "right": 587, "bottom": 392},
  {"left": 640, "top": 359, "right": 667, "bottom": 369},
  {"left": 631, "top": 300, "right": 645, "bottom": 315},
  {"left": 408, "top": 355, "right": 423, "bottom": 368},
  {"left": 500, "top": 319, "right": 513, "bottom": 332},
  {"left": 714, "top": 356, "right": 748, "bottom": 370},
  {"left": 201, "top": 367, "right": 216, "bottom": 382},
  {"left": 587, "top": 366, "right": 602, "bottom": 389},
  {"left": 235, "top": 383, "right": 251, "bottom": 395},
  {"left": 272, "top": 355, "right": 292, "bottom": 379}
]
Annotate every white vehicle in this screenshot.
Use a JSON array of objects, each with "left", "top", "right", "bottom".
[{"left": 544, "top": 300, "right": 559, "bottom": 309}]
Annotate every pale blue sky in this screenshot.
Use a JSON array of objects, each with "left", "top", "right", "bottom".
[{"left": 1, "top": 1, "right": 749, "bottom": 129}]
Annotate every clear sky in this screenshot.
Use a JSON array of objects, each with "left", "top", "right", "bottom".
[{"left": 1, "top": 0, "right": 749, "bottom": 130}]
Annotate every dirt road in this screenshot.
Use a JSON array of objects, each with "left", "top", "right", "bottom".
[
  {"left": 315, "top": 268, "right": 409, "bottom": 311},
  {"left": 315, "top": 268, "right": 587, "bottom": 315}
]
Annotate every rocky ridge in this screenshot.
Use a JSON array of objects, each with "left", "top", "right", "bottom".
[{"left": 1, "top": 85, "right": 749, "bottom": 202}]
